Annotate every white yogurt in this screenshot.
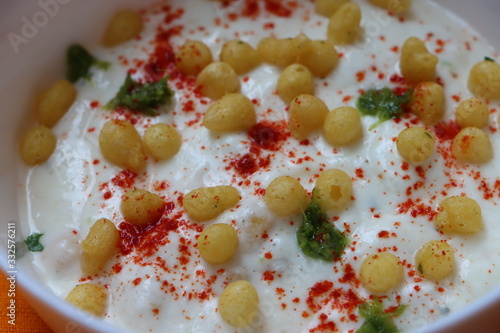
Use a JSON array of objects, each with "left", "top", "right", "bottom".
[{"left": 17, "top": 1, "right": 500, "bottom": 332}]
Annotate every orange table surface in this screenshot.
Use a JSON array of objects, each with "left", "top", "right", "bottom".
[{"left": 1, "top": 271, "right": 53, "bottom": 333}]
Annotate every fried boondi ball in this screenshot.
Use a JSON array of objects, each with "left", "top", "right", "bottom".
[{"left": 218, "top": 280, "right": 259, "bottom": 327}]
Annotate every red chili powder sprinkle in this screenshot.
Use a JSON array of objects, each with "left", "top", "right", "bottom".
[
  {"left": 415, "top": 166, "right": 426, "bottom": 179},
  {"left": 342, "top": 95, "right": 353, "bottom": 103},
  {"left": 182, "top": 100, "right": 195, "bottom": 112},
  {"left": 242, "top": 0, "right": 260, "bottom": 16},
  {"left": 118, "top": 218, "right": 181, "bottom": 256},
  {"left": 434, "top": 120, "right": 461, "bottom": 141},
  {"left": 263, "top": 22, "right": 275, "bottom": 29},
  {"left": 112, "top": 263, "right": 123, "bottom": 274},
  {"left": 390, "top": 74, "right": 405, "bottom": 84},
  {"left": 356, "top": 71, "right": 366, "bottom": 82},
  {"left": 397, "top": 199, "right": 437, "bottom": 221},
  {"left": 233, "top": 153, "right": 258, "bottom": 176},
  {"left": 111, "top": 170, "right": 137, "bottom": 189},
  {"left": 264, "top": 252, "right": 273, "bottom": 259},
  {"left": 378, "top": 231, "right": 390, "bottom": 238},
  {"left": 248, "top": 121, "right": 288, "bottom": 151},
  {"left": 90, "top": 101, "right": 100, "bottom": 108},
  {"left": 338, "top": 264, "right": 359, "bottom": 287},
  {"left": 307, "top": 280, "right": 334, "bottom": 311},
  {"left": 309, "top": 313, "right": 337, "bottom": 332},
  {"left": 355, "top": 168, "right": 364, "bottom": 178},
  {"left": 264, "top": 0, "right": 292, "bottom": 17},
  {"left": 390, "top": 45, "right": 400, "bottom": 53},
  {"left": 262, "top": 270, "right": 275, "bottom": 282}
]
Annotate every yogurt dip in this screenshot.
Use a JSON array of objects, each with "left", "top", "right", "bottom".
[{"left": 17, "top": 0, "right": 500, "bottom": 332}]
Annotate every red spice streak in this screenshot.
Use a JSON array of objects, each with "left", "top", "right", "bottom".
[
  {"left": 434, "top": 120, "right": 461, "bottom": 141},
  {"left": 90, "top": 101, "right": 100, "bottom": 108},
  {"left": 111, "top": 170, "right": 137, "bottom": 189},
  {"left": 132, "top": 278, "right": 142, "bottom": 286},
  {"left": 264, "top": 251, "right": 273, "bottom": 259}
]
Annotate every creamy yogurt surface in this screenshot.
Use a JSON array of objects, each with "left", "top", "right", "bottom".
[{"left": 17, "top": 0, "right": 500, "bottom": 332}]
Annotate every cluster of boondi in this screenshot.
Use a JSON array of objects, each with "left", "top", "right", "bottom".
[{"left": 16, "top": 0, "right": 500, "bottom": 330}]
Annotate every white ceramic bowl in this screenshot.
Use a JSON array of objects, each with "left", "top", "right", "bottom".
[{"left": 0, "top": 1, "right": 499, "bottom": 332}]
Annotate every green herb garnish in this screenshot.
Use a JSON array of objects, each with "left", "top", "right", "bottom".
[
  {"left": 357, "top": 87, "right": 412, "bottom": 130},
  {"left": 66, "top": 44, "right": 110, "bottom": 83},
  {"left": 484, "top": 56, "right": 495, "bottom": 62},
  {"left": 25, "top": 233, "right": 44, "bottom": 252},
  {"left": 296, "top": 189, "right": 348, "bottom": 261},
  {"left": 105, "top": 74, "right": 173, "bottom": 116},
  {"left": 357, "top": 299, "right": 406, "bottom": 333}
]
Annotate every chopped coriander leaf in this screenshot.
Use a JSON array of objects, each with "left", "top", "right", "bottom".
[
  {"left": 357, "top": 87, "right": 412, "bottom": 130},
  {"left": 105, "top": 74, "right": 174, "bottom": 116},
  {"left": 297, "top": 189, "right": 348, "bottom": 261},
  {"left": 25, "top": 233, "right": 44, "bottom": 252},
  {"left": 66, "top": 44, "right": 110, "bottom": 83},
  {"left": 484, "top": 56, "right": 495, "bottom": 62},
  {"left": 357, "top": 298, "right": 406, "bottom": 333}
]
